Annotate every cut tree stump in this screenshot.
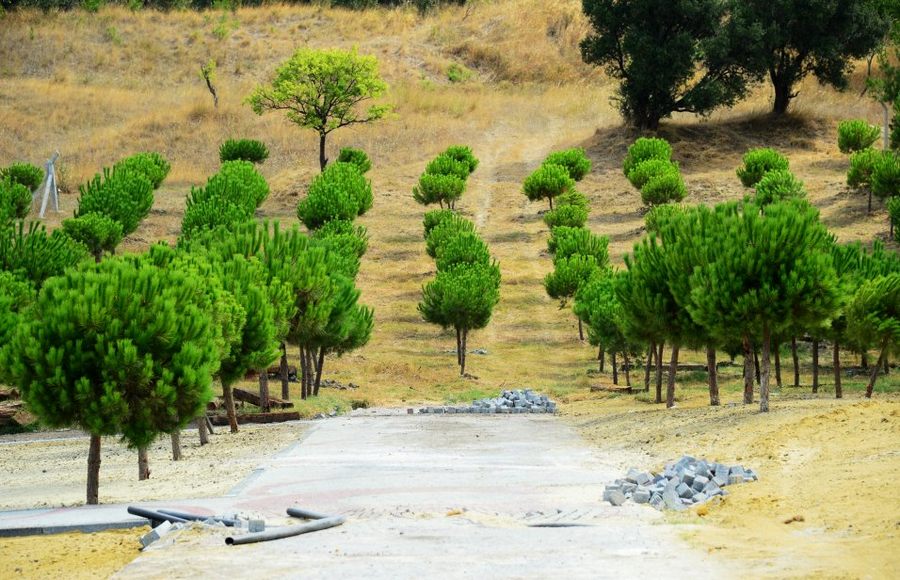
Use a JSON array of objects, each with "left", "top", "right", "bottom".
[
  {"left": 0, "top": 401, "right": 35, "bottom": 428},
  {"left": 590, "top": 385, "right": 634, "bottom": 394},
  {"left": 233, "top": 388, "right": 294, "bottom": 409},
  {"left": 210, "top": 411, "right": 300, "bottom": 426}
]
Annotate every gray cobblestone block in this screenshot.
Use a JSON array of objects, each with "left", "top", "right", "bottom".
[
  {"left": 622, "top": 482, "right": 638, "bottom": 494},
  {"left": 649, "top": 493, "right": 664, "bottom": 510},
  {"left": 140, "top": 520, "right": 173, "bottom": 549},
  {"left": 728, "top": 474, "right": 744, "bottom": 486},
  {"left": 692, "top": 492, "right": 708, "bottom": 504},
  {"left": 682, "top": 471, "right": 695, "bottom": 486},
  {"left": 713, "top": 474, "right": 729, "bottom": 487},
  {"left": 729, "top": 465, "right": 745, "bottom": 476},
  {"left": 715, "top": 464, "right": 729, "bottom": 479},
  {"left": 703, "top": 480, "right": 721, "bottom": 495},
  {"left": 676, "top": 483, "right": 693, "bottom": 498},
  {"left": 625, "top": 468, "right": 642, "bottom": 483},
  {"left": 663, "top": 490, "right": 684, "bottom": 511},
  {"left": 633, "top": 488, "right": 652, "bottom": 504},
  {"left": 695, "top": 461, "right": 710, "bottom": 477},
  {"left": 636, "top": 472, "right": 653, "bottom": 486},
  {"left": 248, "top": 519, "right": 265, "bottom": 533},
  {"left": 606, "top": 489, "right": 627, "bottom": 506},
  {"left": 692, "top": 475, "right": 709, "bottom": 491}
]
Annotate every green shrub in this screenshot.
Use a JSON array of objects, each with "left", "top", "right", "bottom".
[
  {"left": 297, "top": 162, "right": 372, "bottom": 230},
  {"left": 641, "top": 171, "right": 686, "bottom": 206},
  {"left": 544, "top": 148, "right": 591, "bottom": 181},
  {"left": 644, "top": 203, "right": 683, "bottom": 235},
  {"left": 888, "top": 197, "right": 900, "bottom": 242},
  {"left": 219, "top": 139, "right": 269, "bottom": 165},
  {"left": 622, "top": 138, "right": 672, "bottom": 176},
  {"left": 0, "top": 221, "right": 88, "bottom": 289},
  {"left": 837, "top": 119, "right": 880, "bottom": 154},
  {"left": 556, "top": 189, "right": 589, "bottom": 210},
  {"left": 75, "top": 168, "right": 154, "bottom": 236},
  {"left": 523, "top": 163, "right": 574, "bottom": 209},
  {"left": 626, "top": 158, "right": 679, "bottom": 189},
  {"left": 0, "top": 178, "right": 32, "bottom": 221},
  {"left": 113, "top": 152, "right": 170, "bottom": 189},
  {"left": 447, "top": 63, "right": 473, "bottom": 83},
  {"left": 210, "top": 160, "right": 269, "bottom": 209},
  {"left": 548, "top": 226, "right": 609, "bottom": 265},
  {"left": 336, "top": 147, "right": 372, "bottom": 174},
  {"left": 313, "top": 219, "right": 369, "bottom": 258},
  {"left": 426, "top": 214, "right": 476, "bottom": 258},
  {"left": 847, "top": 149, "right": 883, "bottom": 189},
  {"left": 413, "top": 173, "right": 466, "bottom": 207},
  {"left": 754, "top": 169, "right": 806, "bottom": 206},
  {"left": 61, "top": 212, "right": 123, "bottom": 261},
  {"left": 181, "top": 198, "right": 252, "bottom": 240},
  {"left": 443, "top": 145, "right": 479, "bottom": 174},
  {"left": 736, "top": 148, "right": 789, "bottom": 187},
  {"left": 1, "top": 163, "right": 43, "bottom": 191},
  {"left": 543, "top": 204, "right": 588, "bottom": 229},
  {"left": 425, "top": 154, "right": 470, "bottom": 181},
  {"left": 435, "top": 231, "right": 490, "bottom": 272},
  {"left": 423, "top": 209, "right": 456, "bottom": 238},
  {"left": 872, "top": 153, "right": 900, "bottom": 201}
]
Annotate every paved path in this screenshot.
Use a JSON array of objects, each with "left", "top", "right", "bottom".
[{"left": 110, "top": 413, "right": 721, "bottom": 579}]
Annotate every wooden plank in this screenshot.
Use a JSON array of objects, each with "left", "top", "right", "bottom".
[
  {"left": 233, "top": 388, "right": 293, "bottom": 409},
  {"left": 209, "top": 411, "right": 300, "bottom": 426}
]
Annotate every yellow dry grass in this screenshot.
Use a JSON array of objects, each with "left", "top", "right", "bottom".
[{"left": 1, "top": 2, "right": 899, "bottom": 576}]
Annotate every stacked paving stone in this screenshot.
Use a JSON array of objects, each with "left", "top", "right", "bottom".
[
  {"left": 419, "top": 389, "right": 557, "bottom": 414},
  {"left": 602, "top": 456, "right": 758, "bottom": 511}
]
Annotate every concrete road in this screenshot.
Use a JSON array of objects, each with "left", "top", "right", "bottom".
[{"left": 115, "top": 412, "right": 722, "bottom": 579}]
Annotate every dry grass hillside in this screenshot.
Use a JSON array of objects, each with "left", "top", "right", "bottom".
[{"left": 1, "top": 3, "right": 899, "bottom": 577}]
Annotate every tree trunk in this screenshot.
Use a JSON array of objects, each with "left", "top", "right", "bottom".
[
  {"left": 707, "top": 347, "right": 719, "bottom": 406},
  {"left": 299, "top": 348, "right": 308, "bottom": 400},
  {"left": 883, "top": 102, "right": 891, "bottom": 151},
  {"left": 280, "top": 343, "right": 290, "bottom": 401},
  {"left": 666, "top": 343, "right": 680, "bottom": 409},
  {"left": 812, "top": 340, "right": 819, "bottom": 394},
  {"left": 578, "top": 318, "right": 584, "bottom": 341},
  {"left": 862, "top": 351, "right": 869, "bottom": 370},
  {"left": 742, "top": 336, "right": 754, "bottom": 404},
  {"left": 87, "top": 434, "right": 101, "bottom": 505},
  {"left": 623, "top": 353, "right": 631, "bottom": 387},
  {"left": 314, "top": 347, "right": 325, "bottom": 397},
  {"left": 868, "top": 188, "right": 873, "bottom": 214},
  {"left": 772, "top": 74, "right": 794, "bottom": 115},
  {"left": 548, "top": 196, "right": 553, "bottom": 211},
  {"left": 644, "top": 343, "right": 654, "bottom": 392},
  {"left": 599, "top": 348, "right": 605, "bottom": 372},
  {"left": 223, "top": 383, "right": 239, "bottom": 433},
  {"left": 460, "top": 330, "right": 468, "bottom": 376},
  {"left": 198, "top": 416, "right": 209, "bottom": 446},
  {"left": 655, "top": 343, "right": 664, "bottom": 404},
  {"left": 611, "top": 352, "right": 618, "bottom": 385},
  {"left": 171, "top": 432, "right": 182, "bottom": 461},
  {"left": 456, "top": 328, "right": 462, "bottom": 367},
  {"left": 258, "top": 368, "right": 270, "bottom": 412},
  {"left": 319, "top": 133, "right": 328, "bottom": 171},
  {"left": 883, "top": 353, "right": 889, "bottom": 375},
  {"left": 791, "top": 336, "right": 800, "bottom": 387},
  {"left": 138, "top": 447, "right": 150, "bottom": 481},
  {"left": 774, "top": 342, "right": 782, "bottom": 387},
  {"left": 834, "top": 341, "right": 842, "bottom": 399},
  {"left": 760, "top": 325, "right": 772, "bottom": 413},
  {"left": 865, "top": 341, "right": 889, "bottom": 398},
  {"left": 753, "top": 348, "right": 761, "bottom": 385}
]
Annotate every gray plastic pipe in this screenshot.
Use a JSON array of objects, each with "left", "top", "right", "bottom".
[
  {"left": 157, "top": 508, "right": 239, "bottom": 527},
  {"left": 225, "top": 516, "right": 345, "bottom": 546},
  {"left": 127, "top": 506, "right": 189, "bottom": 526}
]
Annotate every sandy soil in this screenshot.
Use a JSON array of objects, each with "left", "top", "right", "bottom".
[
  {"left": 566, "top": 392, "right": 900, "bottom": 579},
  {"left": 0, "top": 422, "right": 308, "bottom": 509},
  {"left": 0, "top": 528, "right": 147, "bottom": 580}
]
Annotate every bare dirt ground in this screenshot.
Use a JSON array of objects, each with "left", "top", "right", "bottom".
[
  {"left": 0, "top": 422, "right": 307, "bottom": 510},
  {"left": 566, "top": 390, "right": 900, "bottom": 579}
]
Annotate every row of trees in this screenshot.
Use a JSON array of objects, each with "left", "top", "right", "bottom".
[
  {"left": 415, "top": 147, "right": 501, "bottom": 376},
  {"left": 573, "top": 139, "right": 900, "bottom": 412},
  {"left": 581, "top": 0, "right": 897, "bottom": 130}
]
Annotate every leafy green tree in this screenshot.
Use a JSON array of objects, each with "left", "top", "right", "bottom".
[
  {"left": 736, "top": 148, "right": 790, "bottom": 187},
  {"left": 574, "top": 271, "right": 636, "bottom": 385},
  {"left": 297, "top": 162, "right": 372, "bottom": 230},
  {"left": 544, "top": 149, "right": 591, "bottom": 181},
  {"left": 423, "top": 209, "right": 457, "bottom": 238},
  {"left": 443, "top": 146, "right": 479, "bottom": 175},
  {"left": 838, "top": 119, "right": 881, "bottom": 153},
  {"left": 220, "top": 139, "right": 269, "bottom": 164},
  {"left": 0, "top": 178, "right": 32, "bottom": 222},
  {"left": 76, "top": 168, "right": 153, "bottom": 237},
  {"left": 426, "top": 214, "right": 476, "bottom": 258},
  {"left": 623, "top": 138, "right": 673, "bottom": 176},
  {"left": 523, "top": 163, "right": 573, "bottom": 210},
  {"left": 0, "top": 221, "right": 88, "bottom": 288},
  {"left": 0, "top": 272, "right": 34, "bottom": 369},
  {"left": 544, "top": 254, "right": 600, "bottom": 308},
  {"left": 4, "top": 257, "right": 220, "bottom": 503},
  {"left": 580, "top": 0, "right": 754, "bottom": 129},
  {"left": 1, "top": 162, "right": 43, "bottom": 192},
  {"left": 413, "top": 173, "right": 466, "bottom": 209},
  {"left": 888, "top": 196, "right": 900, "bottom": 240},
  {"left": 425, "top": 154, "right": 471, "bottom": 181},
  {"left": 872, "top": 152, "right": 900, "bottom": 202},
  {"left": 61, "top": 213, "right": 123, "bottom": 262},
  {"left": 247, "top": 48, "right": 390, "bottom": 171},
  {"left": 731, "top": 0, "right": 887, "bottom": 114},
  {"left": 548, "top": 226, "right": 609, "bottom": 265},
  {"left": 626, "top": 159, "right": 679, "bottom": 189},
  {"left": 337, "top": 147, "right": 372, "bottom": 174},
  {"left": 687, "top": 200, "right": 840, "bottom": 412},
  {"left": 847, "top": 273, "right": 900, "bottom": 397},
  {"left": 419, "top": 263, "right": 500, "bottom": 376},
  {"left": 754, "top": 169, "right": 806, "bottom": 206},
  {"left": 640, "top": 170, "right": 687, "bottom": 207},
  {"left": 113, "top": 152, "right": 171, "bottom": 190},
  {"left": 847, "top": 148, "right": 884, "bottom": 213},
  {"left": 544, "top": 203, "right": 589, "bottom": 229},
  {"left": 435, "top": 231, "right": 491, "bottom": 272}
]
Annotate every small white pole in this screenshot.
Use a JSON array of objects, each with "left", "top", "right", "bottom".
[{"left": 38, "top": 151, "right": 60, "bottom": 219}]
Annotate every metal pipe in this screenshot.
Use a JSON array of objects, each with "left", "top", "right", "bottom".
[
  {"left": 157, "top": 509, "right": 238, "bottom": 527},
  {"left": 285, "top": 507, "right": 332, "bottom": 521},
  {"left": 225, "top": 516, "right": 345, "bottom": 546},
  {"left": 127, "top": 506, "right": 189, "bottom": 527}
]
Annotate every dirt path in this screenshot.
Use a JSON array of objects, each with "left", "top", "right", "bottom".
[{"left": 115, "top": 412, "right": 724, "bottom": 579}]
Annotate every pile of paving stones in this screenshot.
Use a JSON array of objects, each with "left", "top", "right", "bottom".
[
  {"left": 603, "top": 456, "right": 758, "bottom": 511},
  {"left": 419, "top": 389, "right": 557, "bottom": 414}
]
